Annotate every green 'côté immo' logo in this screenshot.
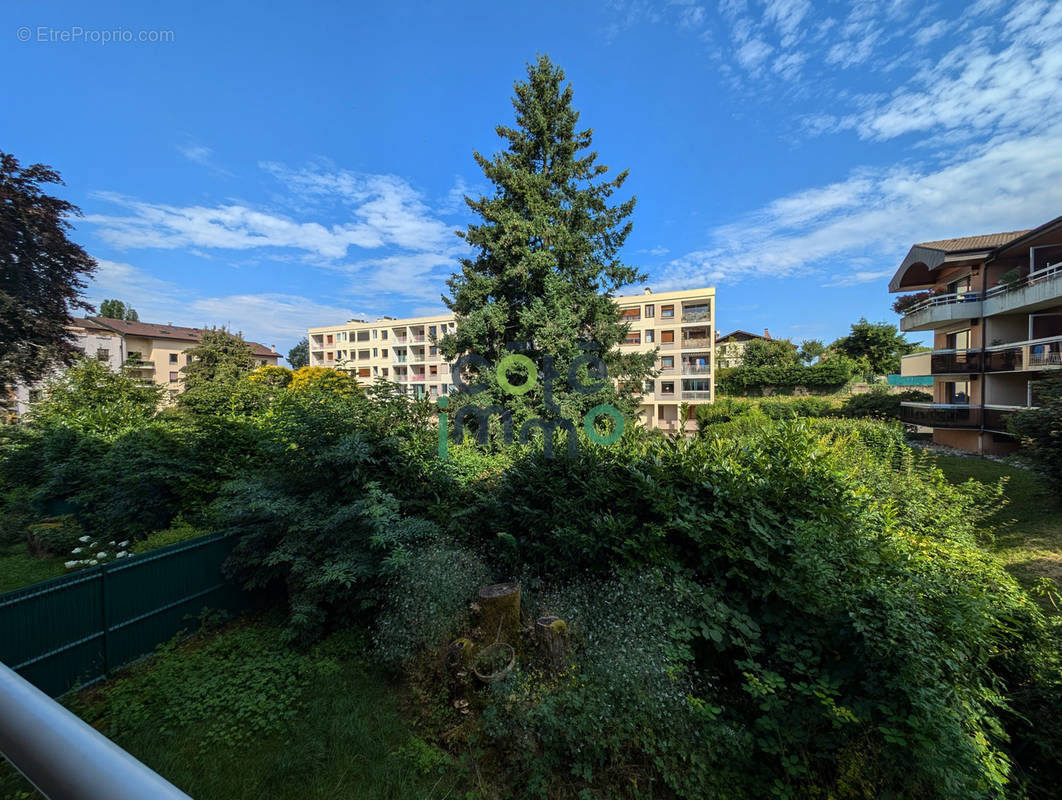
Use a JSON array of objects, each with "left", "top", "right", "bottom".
[{"left": 437, "top": 349, "right": 623, "bottom": 460}]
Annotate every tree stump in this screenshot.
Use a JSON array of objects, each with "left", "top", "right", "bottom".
[
  {"left": 536, "top": 615, "right": 568, "bottom": 674},
  {"left": 477, "top": 582, "right": 521, "bottom": 645}
]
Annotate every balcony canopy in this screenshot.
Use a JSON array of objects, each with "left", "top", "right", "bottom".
[{"left": 888, "top": 230, "right": 1030, "bottom": 292}]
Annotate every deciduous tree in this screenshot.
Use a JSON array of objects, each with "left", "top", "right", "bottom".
[
  {"left": 98, "top": 299, "right": 139, "bottom": 321},
  {"left": 287, "top": 337, "right": 309, "bottom": 369},
  {"left": 830, "top": 318, "right": 916, "bottom": 376},
  {"left": 0, "top": 152, "right": 97, "bottom": 386}
]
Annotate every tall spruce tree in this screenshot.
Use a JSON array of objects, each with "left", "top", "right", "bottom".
[{"left": 440, "top": 55, "right": 654, "bottom": 427}]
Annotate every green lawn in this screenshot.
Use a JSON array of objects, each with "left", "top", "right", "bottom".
[
  {"left": 0, "top": 614, "right": 474, "bottom": 800},
  {"left": 0, "top": 544, "right": 66, "bottom": 594},
  {"left": 934, "top": 455, "right": 1062, "bottom": 597}
]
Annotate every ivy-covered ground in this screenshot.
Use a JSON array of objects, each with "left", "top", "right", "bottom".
[{"left": 0, "top": 612, "right": 473, "bottom": 800}]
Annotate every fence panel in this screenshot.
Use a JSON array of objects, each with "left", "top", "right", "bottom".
[{"left": 0, "top": 533, "right": 247, "bottom": 697}]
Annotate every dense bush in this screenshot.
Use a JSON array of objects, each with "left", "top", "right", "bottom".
[
  {"left": 1008, "top": 375, "right": 1062, "bottom": 481},
  {"left": 717, "top": 357, "right": 856, "bottom": 395},
  {"left": 454, "top": 421, "right": 1062, "bottom": 798},
  {"left": 841, "top": 387, "right": 932, "bottom": 420}
]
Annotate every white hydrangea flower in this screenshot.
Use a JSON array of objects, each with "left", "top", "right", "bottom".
[
  {"left": 116, "top": 551, "right": 129, "bottom": 558},
  {"left": 119, "top": 541, "right": 131, "bottom": 548},
  {"left": 64, "top": 561, "right": 78, "bottom": 569},
  {"left": 72, "top": 547, "right": 83, "bottom": 554},
  {"left": 96, "top": 552, "right": 108, "bottom": 559},
  {"left": 78, "top": 536, "right": 91, "bottom": 543},
  {"left": 89, "top": 559, "right": 99, "bottom": 566}
]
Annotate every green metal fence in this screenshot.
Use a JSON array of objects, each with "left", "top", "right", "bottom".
[{"left": 0, "top": 533, "right": 247, "bottom": 698}]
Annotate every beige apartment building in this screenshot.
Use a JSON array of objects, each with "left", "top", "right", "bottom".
[
  {"left": 308, "top": 286, "right": 715, "bottom": 431},
  {"left": 11, "top": 317, "right": 281, "bottom": 415},
  {"left": 889, "top": 214, "right": 1062, "bottom": 454}
]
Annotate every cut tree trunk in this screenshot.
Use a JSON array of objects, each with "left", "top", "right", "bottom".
[
  {"left": 477, "top": 582, "right": 521, "bottom": 645},
  {"left": 536, "top": 615, "right": 568, "bottom": 674}
]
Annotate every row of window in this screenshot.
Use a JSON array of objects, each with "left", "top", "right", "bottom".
[
  {"left": 641, "top": 379, "right": 713, "bottom": 395},
  {"left": 623, "top": 328, "right": 712, "bottom": 346},
  {"left": 319, "top": 322, "right": 456, "bottom": 347},
  {"left": 620, "top": 302, "right": 711, "bottom": 322}
]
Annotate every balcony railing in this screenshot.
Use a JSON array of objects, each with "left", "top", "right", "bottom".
[
  {"left": 682, "top": 391, "right": 712, "bottom": 400},
  {"left": 681, "top": 338, "right": 711, "bottom": 349},
  {"left": 682, "top": 364, "right": 711, "bottom": 374},
  {"left": 984, "top": 335, "right": 1062, "bottom": 372},
  {"left": 984, "top": 261, "right": 1062, "bottom": 299},
  {"left": 681, "top": 310, "right": 711, "bottom": 323},
  {"left": 930, "top": 349, "right": 982, "bottom": 374},
  {"left": 899, "top": 402, "right": 980, "bottom": 428}
]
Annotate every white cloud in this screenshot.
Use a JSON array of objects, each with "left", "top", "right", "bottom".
[
  {"left": 821, "top": 269, "right": 895, "bottom": 288},
  {"left": 656, "top": 121, "right": 1062, "bottom": 287},
  {"left": 187, "top": 293, "right": 364, "bottom": 346},
  {"left": 179, "top": 144, "right": 214, "bottom": 165}
]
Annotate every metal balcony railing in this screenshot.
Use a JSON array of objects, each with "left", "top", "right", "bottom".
[
  {"left": 984, "top": 261, "right": 1062, "bottom": 298},
  {"left": 681, "top": 310, "right": 711, "bottom": 323},
  {"left": 899, "top": 403, "right": 980, "bottom": 428},
  {"left": 930, "top": 349, "right": 983, "bottom": 374},
  {"left": 0, "top": 661, "right": 192, "bottom": 800}
]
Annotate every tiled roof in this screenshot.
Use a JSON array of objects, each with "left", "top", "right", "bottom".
[
  {"left": 87, "top": 317, "right": 278, "bottom": 358},
  {"left": 915, "top": 230, "right": 1031, "bottom": 252}
]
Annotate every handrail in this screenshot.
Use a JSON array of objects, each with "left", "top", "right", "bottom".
[
  {"left": 903, "top": 290, "right": 982, "bottom": 316},
  {"left": 0, "top": 661, "right": 192, "bottom": 800},
  {"left": 984, "top": 261, "right": 1062, "bottom": 298}
]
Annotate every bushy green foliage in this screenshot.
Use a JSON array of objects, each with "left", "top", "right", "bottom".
[
  {"left": 758, "top": 395, "right": 838, "bottom": 419},
  {"left": 739, "top": 336, "right": 800, "bottom": 367},
  {"left": 841, "top": 387, "right": 932, "bottom": 420},
  {"left": 829, "top": 317, "right": 917, "bottom": 376},
  {"left": 1008, "top": 375, "right": 1062, "bottom": 480},
  {"left": 718, "top": 357, "right": 856, "bottom": 395},
  {"left": 28, "top": 356, "right": 163, "bottom": 437},
  {"left": 456, "top": 421, "right": 1062, "bottom": 798}
]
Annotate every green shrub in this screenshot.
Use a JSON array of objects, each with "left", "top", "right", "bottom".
[
  {"left": 131, "top": 518, "right": 209, "bottom": 554},
  {"left": 841, "top": 387, "right": 931, "bottom": 420},
  {"left": 26, "top": 514, "right": 82, "bottom": 557},
  {"left": 1008, "top": 375, "right": 1062, "bottom": 482},
  {"left": 758, "top": 395, "right": 838, "bottom": 419}
]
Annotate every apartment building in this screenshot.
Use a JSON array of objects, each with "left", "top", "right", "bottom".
[
  {"left": 11, "top": 317, "right": 281, "bottom": 415},
  {"left": 308, "top": 286, "right": 715, "bottom": 431},
  {"left": 889, "top": 214, "right": 1062, "bottom": 454}
]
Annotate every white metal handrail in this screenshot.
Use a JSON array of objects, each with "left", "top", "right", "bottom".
[
  {"left": 984, "top": 261, "right": 1062, "bottom": 298},
  {"left": 903, "top": 290, "right": 982, "bottom": 316},
  {"left": 0, "top": 662, "right": 192, "bottom": 800}
]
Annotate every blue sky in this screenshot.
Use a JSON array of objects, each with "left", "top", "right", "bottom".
[{"left": 4, "top": 0, "right": 1061, "bottom": 358}]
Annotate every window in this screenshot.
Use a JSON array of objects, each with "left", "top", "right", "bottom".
[
  {"left": 621, "top": 308, "right": 641, "bottom": 321},
  {"left": 358, "top": 368, "right": 371, "bottom": 378},
  {"left": 430, "top": 365, "right": 438, "bottom": 376},
  {"left": 358, "top": 350, "right": 370, "bottom": 360},
  {"left": 373, "top": 348, "right": 378, "bottom": 357},
  {"left": 645, "top": 304, "right": 655, "bottom": 318},
  {"left": 382, "top": 367, "right": 389, "bottom": 377},
  {"left": 429, "top": 325, "right": 437, "bottom": 336},
  {"left": 661, "top": 304, "right": 675, "bottom": 318},
  {"left": 644, "top": 380, "right": 654, "bottom": 393},
  {"left": 326, "top": 335, "right": 334, "bottom": 344},
  {"left": 644, "top": 330, "right": 655, "bottom": 343},
  {"left": 624, "top": 331, "right": 641, "bottom": 345},
  {"left": 661, "top": 355, "right": 674, "bottom": 368},
  {"left": 661, "top": 381, "right": 674, "bottom": 394},
  {"left": 381, "top": 348, "right": 388, "bottom": 358},
  {"left": 327, "top": 352, "right": 333, "bottom": 361},
  {"left": 381, "top": 330, "right": 388, "bottom": 340},
  {"left": 430, "top": 345, "right": 438, "bottom": 356},
  {"left": 657, "top": 405, "right": 665, "bottom": 419},
  {"left": 441, "top": 383, "right": 449, "bottom": 394},
  {"left": 96, "top": 348, "right": 109, "bottom": 361},
  {"left": 169, "top": 371, "right": 179, "bottom": 382},
  {"left": 372, "top": 330, "right": 377, "bottom": 339},
  {"left": 945, "top": 330, "right": 970, "bottom": 349},
  {"left": 945, "top": 381, "right": 970, "bottom": 404},
  {"left": 661, "top": 330, "right": 675, "bottom": 344},
  {"left": 169, "top": 353, "right": 178, "bottom": 364},
  {"left": 357, "top": 331, "right": 370, "bottom": 342}
]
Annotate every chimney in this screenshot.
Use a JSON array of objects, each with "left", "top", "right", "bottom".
[
  {"left": 764, "top": 329, "right": 771, "bottom": 339},
  {"left": 643, "top": 287, "right": 652, "bottom": 294}
]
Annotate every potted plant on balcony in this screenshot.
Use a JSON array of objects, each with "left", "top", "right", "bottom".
[
  {"left": 891, "top": 289, "right": 938, "bottom": 315},
  {"left": 996, "top": 266, "right": 1027, "bottom": 291}
]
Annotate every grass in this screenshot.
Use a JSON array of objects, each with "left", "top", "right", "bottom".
[
  {"left": 934, "top": 455, "right": 1062, "bottom": 598},
  {"left": 0, "top": 613, "right": 473, "bottom": 800},
  {"left": 0, "top": 543, "right": 66, "bottom": 594}
]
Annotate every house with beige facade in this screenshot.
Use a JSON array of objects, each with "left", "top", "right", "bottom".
[
  {"left": 889, "top": 214, "right": 1062, "bottom": 453},
  {"left": 714, "top": 329, "right": 772, "bottom": 368},
  {"left": 11, "top": 317, "right": 281, "bottom": 416},
  {"left": 308, "top": 286, "right": 715, "bottom": 431}
]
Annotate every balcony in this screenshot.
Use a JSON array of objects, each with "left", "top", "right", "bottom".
[
  {"left": 681, "top": 338, "right": 711, "bottom": 349},
  {"left": 681, "top": 309, "right": 711, "bottom": 323},
  {"left": 899, "top": 292, "right": 982, "bottom": 332},
  {"left": 983, "top": 261, "right": 1062, "bottom": 316},
  {"left": 122, "top": 360, "right": 154, "bottom": 372},
  {"left": 682, "top": 391, "right": 711, "bottom": 400},
  {"left": 930, "top": 349, "right": 982, "bottom": 374},
  {"left": 984, "top": 335, "right": 1062, "bottom": 372},
  {"left": 983, "top": 406, "right": 1025, "bottom": 433},
  {"left": 682, "top": 364, "right": 711, "bottom": 374},
  {"left": 900, "top": 403, "right": 980, "bottom": 428}
]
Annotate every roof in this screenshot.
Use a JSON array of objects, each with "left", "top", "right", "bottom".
[
  {"left": 914, "top": 230, "right": 1031, "bottom": 252},
  {"left": 890, "top": 216, "right": 1060, "bottom": 292},
  {"left": 86, "top": 317, "right": 279, "bottom": 359},
  {"left": 715, "top": 330, "right": 766, "bottom": 343}
]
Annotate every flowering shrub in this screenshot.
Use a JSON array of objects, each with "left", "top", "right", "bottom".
[
  {"left": 65, "top": 534, "right": 132, "bottom": 569},
  {"left": 891, "top": 289, "right": 939, "bottom": 314}
]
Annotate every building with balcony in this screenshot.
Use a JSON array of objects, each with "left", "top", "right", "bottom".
[
  {"left": 307, "top": 286, "right": 716, "bottom": 431},
  {"left": 889, "top": 214, "right": 1062, "bottom": 453},
  {"left": 10, "top": 317, "right": 281, "bottom": 416}
]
